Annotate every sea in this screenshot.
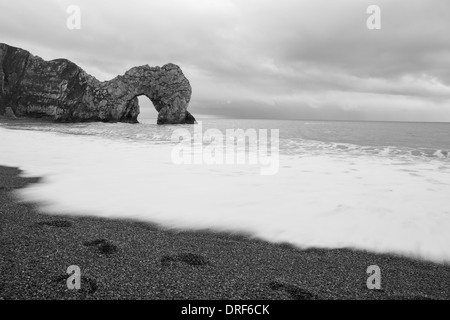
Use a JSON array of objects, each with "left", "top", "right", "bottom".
[{"left": 1, "top": 116, "right": 449, "bottom": 264}]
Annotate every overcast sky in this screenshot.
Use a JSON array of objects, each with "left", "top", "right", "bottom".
[{"left": 1, "top": 0, "right": 450, "bottom": 121}]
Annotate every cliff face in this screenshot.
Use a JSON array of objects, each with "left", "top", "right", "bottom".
[{"left": 0, "top": 43, "right": 196, "bottom": 124}]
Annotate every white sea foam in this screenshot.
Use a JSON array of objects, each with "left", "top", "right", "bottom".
[{"left": 1, "top": 126, "right": 450, "bottom": 263}]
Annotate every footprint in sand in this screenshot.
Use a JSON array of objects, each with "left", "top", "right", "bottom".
[
  {"left": 269, "top": 281, "right": 319, "bottom": 300},
  {"left": 53, "top": 274, "right": 98, "bottom": 294},
  {"left": 161, "top": 253, "right": 211, "bottom": 267},
  {"left": 83, "top": 239, "right": 118, "bottom": 255},
  {"left": 36, "top": 220, "right": 73, "bottom": 228}
]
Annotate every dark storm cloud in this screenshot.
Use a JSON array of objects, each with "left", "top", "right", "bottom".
[{"left": 1, "top": 0, "right": 449, "bottom": 121}]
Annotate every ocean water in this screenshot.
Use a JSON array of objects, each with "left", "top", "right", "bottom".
[{"left": 0, "top": 117, "right": 449, "bottom": 263}]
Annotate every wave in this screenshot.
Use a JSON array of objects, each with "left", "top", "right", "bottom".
[
  {"left": 280, "top": 139, "right": 450, "bottom": 161},
  {"left": 0, "top": 125, "right": 450, "bottom": 264}
]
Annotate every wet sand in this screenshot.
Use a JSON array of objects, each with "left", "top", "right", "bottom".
[{"left": 0, "top": 165, "right": 448, "bottom": 300}]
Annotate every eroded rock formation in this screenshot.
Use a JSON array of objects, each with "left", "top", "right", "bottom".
[{"left": 0, "top": 43, "right": 196, "bottom": 124}]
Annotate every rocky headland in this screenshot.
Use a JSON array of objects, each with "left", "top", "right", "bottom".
[{"left": 0, "top": 43, "right": 195, "bottom": 124}]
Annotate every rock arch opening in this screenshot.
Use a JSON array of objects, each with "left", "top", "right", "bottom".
[{"left": 136, "top": 95, "right": 158, "bottom": 124}]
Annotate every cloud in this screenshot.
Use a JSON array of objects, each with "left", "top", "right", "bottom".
[{"left": 1, "top": 0, "right": 449, "bottom": 121}]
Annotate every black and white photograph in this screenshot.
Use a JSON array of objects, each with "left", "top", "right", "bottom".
[{"left": 0, "top": 0, "right": 449, "bottom": 307}]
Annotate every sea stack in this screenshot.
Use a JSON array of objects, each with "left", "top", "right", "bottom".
[{"left": 0, "top": 43, "right": 196, "bottom": 124}]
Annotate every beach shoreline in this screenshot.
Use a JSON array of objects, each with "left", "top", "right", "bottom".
[{"left": 0, "top": 165, "right": 448, "bottom": 300}]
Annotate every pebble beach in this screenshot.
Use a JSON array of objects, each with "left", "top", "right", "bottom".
[{"left": 1, "top": 165, "right": 448, "bottom": 300}]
